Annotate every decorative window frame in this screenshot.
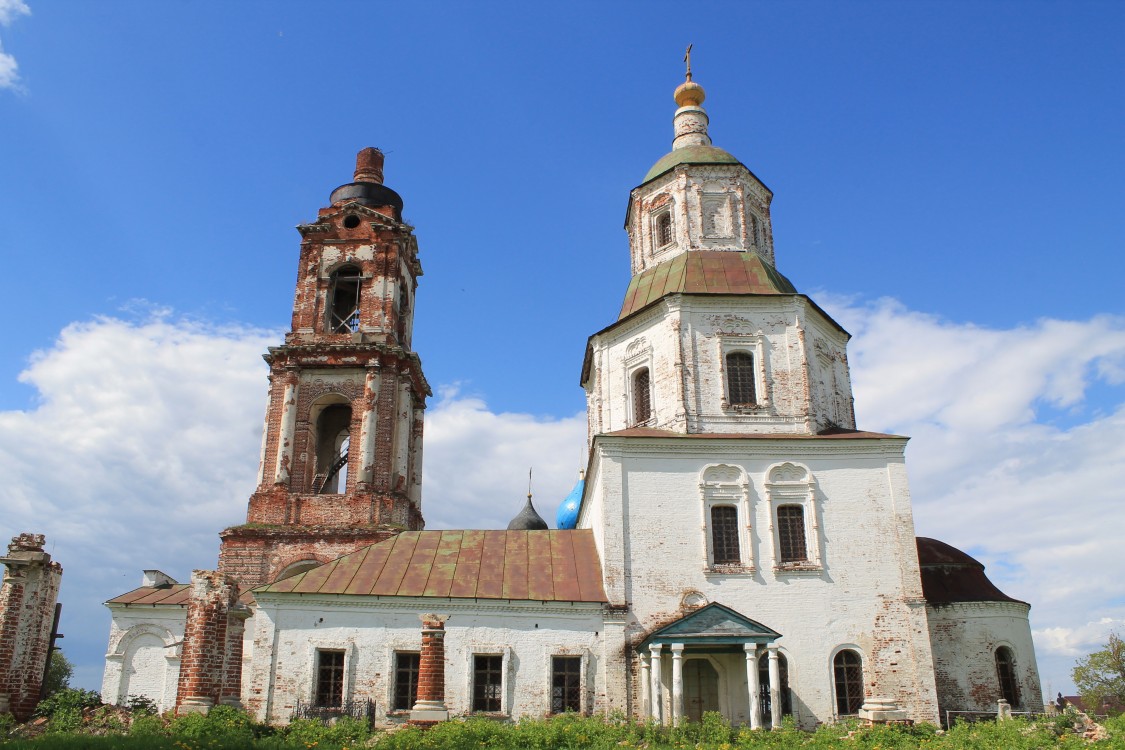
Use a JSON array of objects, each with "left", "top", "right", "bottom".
[
  {"left": 466, "top": 647, "right": 513, "bottom": 716},
  {"left": 699, "top": 464, "right": 754, "bottom": 573},
  {"left": 624, "top": 338, "right": 655, "bottom": 427},
  {"left": 305, "top": 641, "right": 356, "bottom": 708},
  {"left": 718, "top": 335, "right": 769, "bottom": 411},
  {"left": 764, "top": 462, "right": 822, "bottom": 572},
  {"left": 701, "top": 193, "right": 735, "bottom": 239},
  {"left": 651, "top": 205, "right": 676, "bottom": 253},
  {"left": 544, "top": 648, "right": 591, "bottom": 716}
]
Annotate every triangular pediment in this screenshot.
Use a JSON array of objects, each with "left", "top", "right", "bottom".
[
  {"left": 297, "top": 201, "right": 406, "bottom": 235},
  {"left": 639, "top": 602, "right": 781, "bottom": 649}
]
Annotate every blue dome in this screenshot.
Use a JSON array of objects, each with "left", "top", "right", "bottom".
[{"left": 556, "top": 476, "right": 584, "bottom": 530}]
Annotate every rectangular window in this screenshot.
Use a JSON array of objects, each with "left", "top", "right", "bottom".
[
  {"left": 472, "top": 654, "right": 503, "bottom": 712},
  {"left": 710, "top": 506, "right": 741, "bottom": 565},
  {"left": 314, "top": 649, "right": 345, "bottom": 708},
  {"left": 551, "top": 656, "right": 582, "bottom": 714},
  {"left": 632, "top": 368, "right": 652, "bottom": 424},
  {"left": 776, "top": 505, "right": 808, "bottom": 563},
  {"left": 393, "top": 652, "right": 420, "bottom": 711}
]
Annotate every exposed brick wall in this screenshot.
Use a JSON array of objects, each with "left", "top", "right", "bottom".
[
  {"left": 0, "top": 534, "right": 62, "bottom": 721},
  {"left": 175, "top": 570, "right": 239, "bottom": 714},
  {"left": 415, "top": 615, "right": 447, "bottom": 708}
]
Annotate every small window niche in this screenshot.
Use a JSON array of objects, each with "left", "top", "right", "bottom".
[{"left": 653, "top": 210, "right": 674, "bottom": 250}]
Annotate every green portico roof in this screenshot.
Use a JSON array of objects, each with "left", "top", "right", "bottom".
[
  {"left": 643, "top": 145, "right": 742, "bottom": 184},
  {"left": 619, "top": 251, "right": 798, "bottom": 320}
]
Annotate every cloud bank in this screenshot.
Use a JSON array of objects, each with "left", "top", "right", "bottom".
[{"left": 0, "top": 299, "right": 1122, "bottom": 696}]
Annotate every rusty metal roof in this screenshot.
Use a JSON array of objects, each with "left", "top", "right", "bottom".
[
  {"left": 105, "top": 584, "right": 191, "bottom": 607},
  {"left": 601, "top": 427, "right": 906, "bottom": 440},
  {"left": 619, "top": 251, "right": 797, "bottom": 320},
  {"left": 105, "top": 584, "right": 255, "bottom": 607},
  {"left": 916, "top": 537, "right": 1025, "bottom": 606},
  {"left": 255, "top": 530, "right": 608, "bottom": 602}
]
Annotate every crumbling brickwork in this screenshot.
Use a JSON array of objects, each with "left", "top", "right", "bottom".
[
  {"left": 175, "top": 570, "right": 240, "bottom": 714},
  {"left": 0, "top": 533, "right": 62, "bottom": 721}
]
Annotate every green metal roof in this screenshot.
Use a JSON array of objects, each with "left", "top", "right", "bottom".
[
  {"left": 638, "top": 602, "right": 782, "bottom": 650},
  {"left": 642, "top": 145, "right": 742, "bottom": 183},
  {"left": 619, "top": 251, "right": 798, "bottom": 320}
]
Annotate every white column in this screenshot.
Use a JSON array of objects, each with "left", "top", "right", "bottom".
[
  {"left": 670, "top": 644, "right": 684, "bottom": 726},
  {"left": 744, "top": 643, "right": 762, "bottom": 730},
  {"left": 357, "top": 364, "right": 380, "bottom": 484},
  {"left": 768, "top": 645, "right": 782, "bottom": 729},
  {"left": 648, "top": 644, "right": 663, "bottom": 724},
  {"left": 273, "top": 378, "right": 298, "bottom": 484},
  {"left": 640, "top": 654, "right": 651, "bottom": 719}
]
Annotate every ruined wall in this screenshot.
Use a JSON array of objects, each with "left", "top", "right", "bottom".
[
  {"left": 174, "top": 571, "right": 240, "bottom": 714},
  {"left": 0, "top": 534, "right": 62, "bottom": 721},
  {"left": 245, "top": 597, "right": 606, "bottom": 724},
  {"left": 927, "top": 601, "right": 1043, "bottom": 717},
  {"left": 583, "top": 437, "right": 940, "bottom": 726},
  {"left": 585, "top": 295, "right": 854, "bottom": 440}
]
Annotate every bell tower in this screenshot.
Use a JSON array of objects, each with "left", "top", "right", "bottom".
[{"left": 218, "top": 148, "right": 430, "bottom": 588}]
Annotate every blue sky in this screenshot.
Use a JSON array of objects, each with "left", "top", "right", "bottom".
[{"left": 1, "top": 1, "right": 1123, "bottom": 703}]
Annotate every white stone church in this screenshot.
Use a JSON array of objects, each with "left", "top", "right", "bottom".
[{"left": 102, "top": 70, "right": 1042, "bottom": 728}]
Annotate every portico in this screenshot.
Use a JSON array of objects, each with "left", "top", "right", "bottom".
[{"left": 638, "top": 603, "right": 782, "bottom": 728}]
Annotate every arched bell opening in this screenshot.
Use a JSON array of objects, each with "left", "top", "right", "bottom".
[{"left": 307, "top": 396, "right": 353, "bottom": 494}]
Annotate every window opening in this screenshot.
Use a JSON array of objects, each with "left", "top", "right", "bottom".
[
  {"left": 472, "top": 655, "right": 503, "bottom": 712},
  {"left": 313, "top": 404, "right": 352, "bottom": 494},
  {"left": 393, "top": 652, "right": 420, "bottom": 711},
  {"left": 726, "top": 352, "right": 757, "bottom": 406},
  {"left": 327, "top": 266, "right": 362, "bottom": 333},
  {"left": 776, "top": 505, "right": 808, "bottom": 563},
  {"left": 632, "top": 368, "right": 652, "bottom": 425},
  {"left": 551, "top": 656, "right": 582, "bottom": 714},
  {"left": 315, "top": 650, "right": 345, "bottom": 708},
  {"left": 833, "top": 650, "right": 864, "bottom": 715},
  {"left": 995, "top": 647, "right": 1020, "bottom": 707},
  {"left": 396, "top": 279, "right": 410, "bottom": 342},
  {"left": 757, "top": 652, "right": 792, "bottom": 725},
  {"left": 710, "top": 506, "right": 741, "bottom": 565},
  {"left": 656, "top": 213, "right": 673, "bottom": 247}
]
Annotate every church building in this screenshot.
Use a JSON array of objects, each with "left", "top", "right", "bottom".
[{"left": 102, "top": 68, "right": 1042, "bottom": 728}]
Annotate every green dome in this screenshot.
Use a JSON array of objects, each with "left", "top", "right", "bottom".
[{"left": 643, "top": 145, "right": 742, "bottom": 184}]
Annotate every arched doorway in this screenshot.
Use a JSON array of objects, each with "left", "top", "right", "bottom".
[{"left": 683, "top": 659, "right": 720, "bottom": 722}]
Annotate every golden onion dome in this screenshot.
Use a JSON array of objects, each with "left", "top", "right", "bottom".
[{"left": 674, "top": 79, "right": 706, "bottom": 108}]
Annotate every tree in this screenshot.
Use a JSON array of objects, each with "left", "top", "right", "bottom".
[
  {"left": 1072, "top": 632, "right": 1125, "bottom": 715},
  {"left": 42, "top": 649, "right": 74, "bottom": 698}
]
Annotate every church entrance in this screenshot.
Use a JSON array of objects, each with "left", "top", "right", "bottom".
[{"left": 683, "top": 659, "right": 720, "bottom": 722}]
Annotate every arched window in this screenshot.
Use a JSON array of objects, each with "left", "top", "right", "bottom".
[
  {"left": 710, "top": 506, "right": 740, "bottom": 565},
  {"left": 632, "top": 368, "right": 652, "bottom": 425},
  {"left": 833, "top": 650, "right": 864, "bottom": 715},
  {"left": 995, "top": 647, "right": 1020, "bottom": 707},
  {"left": 776, "top": 505, "right": 807, "bottom": 563},
  {"left": 758, "top": 652, "right": 792, "bottom": 725},
  {"left": 314, "top": 403, "right": 352, "bottom": 494},
  {"left": 656, "top": 212, "right": 673, "bottom": 247},
  {"left": 327, "top": 265, "right": 362, "bottom": 333},
  {"left": 726, "top": 352, "right": 757, "bottom": 406}
]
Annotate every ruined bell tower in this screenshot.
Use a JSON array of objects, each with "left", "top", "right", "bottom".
[{"left": 217, "top": 149, "right": 430, "bottom": 589}]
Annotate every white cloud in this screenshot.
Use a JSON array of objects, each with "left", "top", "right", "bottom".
[
  {"left": 0, "top": 0, "right": 29, "bottom": 91},
  {"left": 2, "top": 298, "right": 1122, "bottom": 698}
]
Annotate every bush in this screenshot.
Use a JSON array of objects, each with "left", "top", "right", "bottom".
[
  {"left": 169, "top": 704, "right": 258, "bottom": 743},
  {"left": 129, "top": 712, "right": 168, "bottom": 737},
  {"left": 284, "top": 716, "right": 370, "bottom": 747}
]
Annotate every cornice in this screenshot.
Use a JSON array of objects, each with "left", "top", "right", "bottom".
[
  {"left": 252, "top": 593, "right": 609, "bottom": 617},
  {"left": 594, "top": 435, "right": 908, "bottom": 458}
]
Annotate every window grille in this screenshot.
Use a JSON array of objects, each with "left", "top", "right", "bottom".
[
  {"left": 393, "top": 652, "right": 420, "bottom": 711},
  {"left": 833, "top": 650, "right": 864, "bottom": 715},
  {"left": 633, "top": 369, "right": 652, "bottom": 424},
  {"left": 551, "top": 656, "right": 582, "bottom": 714},
  {"left": 995, "top": 647, "right": 1020, "bottom": 707},
  {"left": 726, "top": 352, "right": 757, "bottom": 405},
  {"left": 776, "top": 505, "right": 808, "bottom": 563},
  {"left": 315, "top": 650, "right": 345, "bottom": 708},
  {"left": 710, "top": 506, "right": 741, "bottom": 565},
  {"left": 472, "top": 655, "right": 503, "bottom": 712},
  {"left": 656, "top": 213, "right": 673, "bottom": 247}
]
